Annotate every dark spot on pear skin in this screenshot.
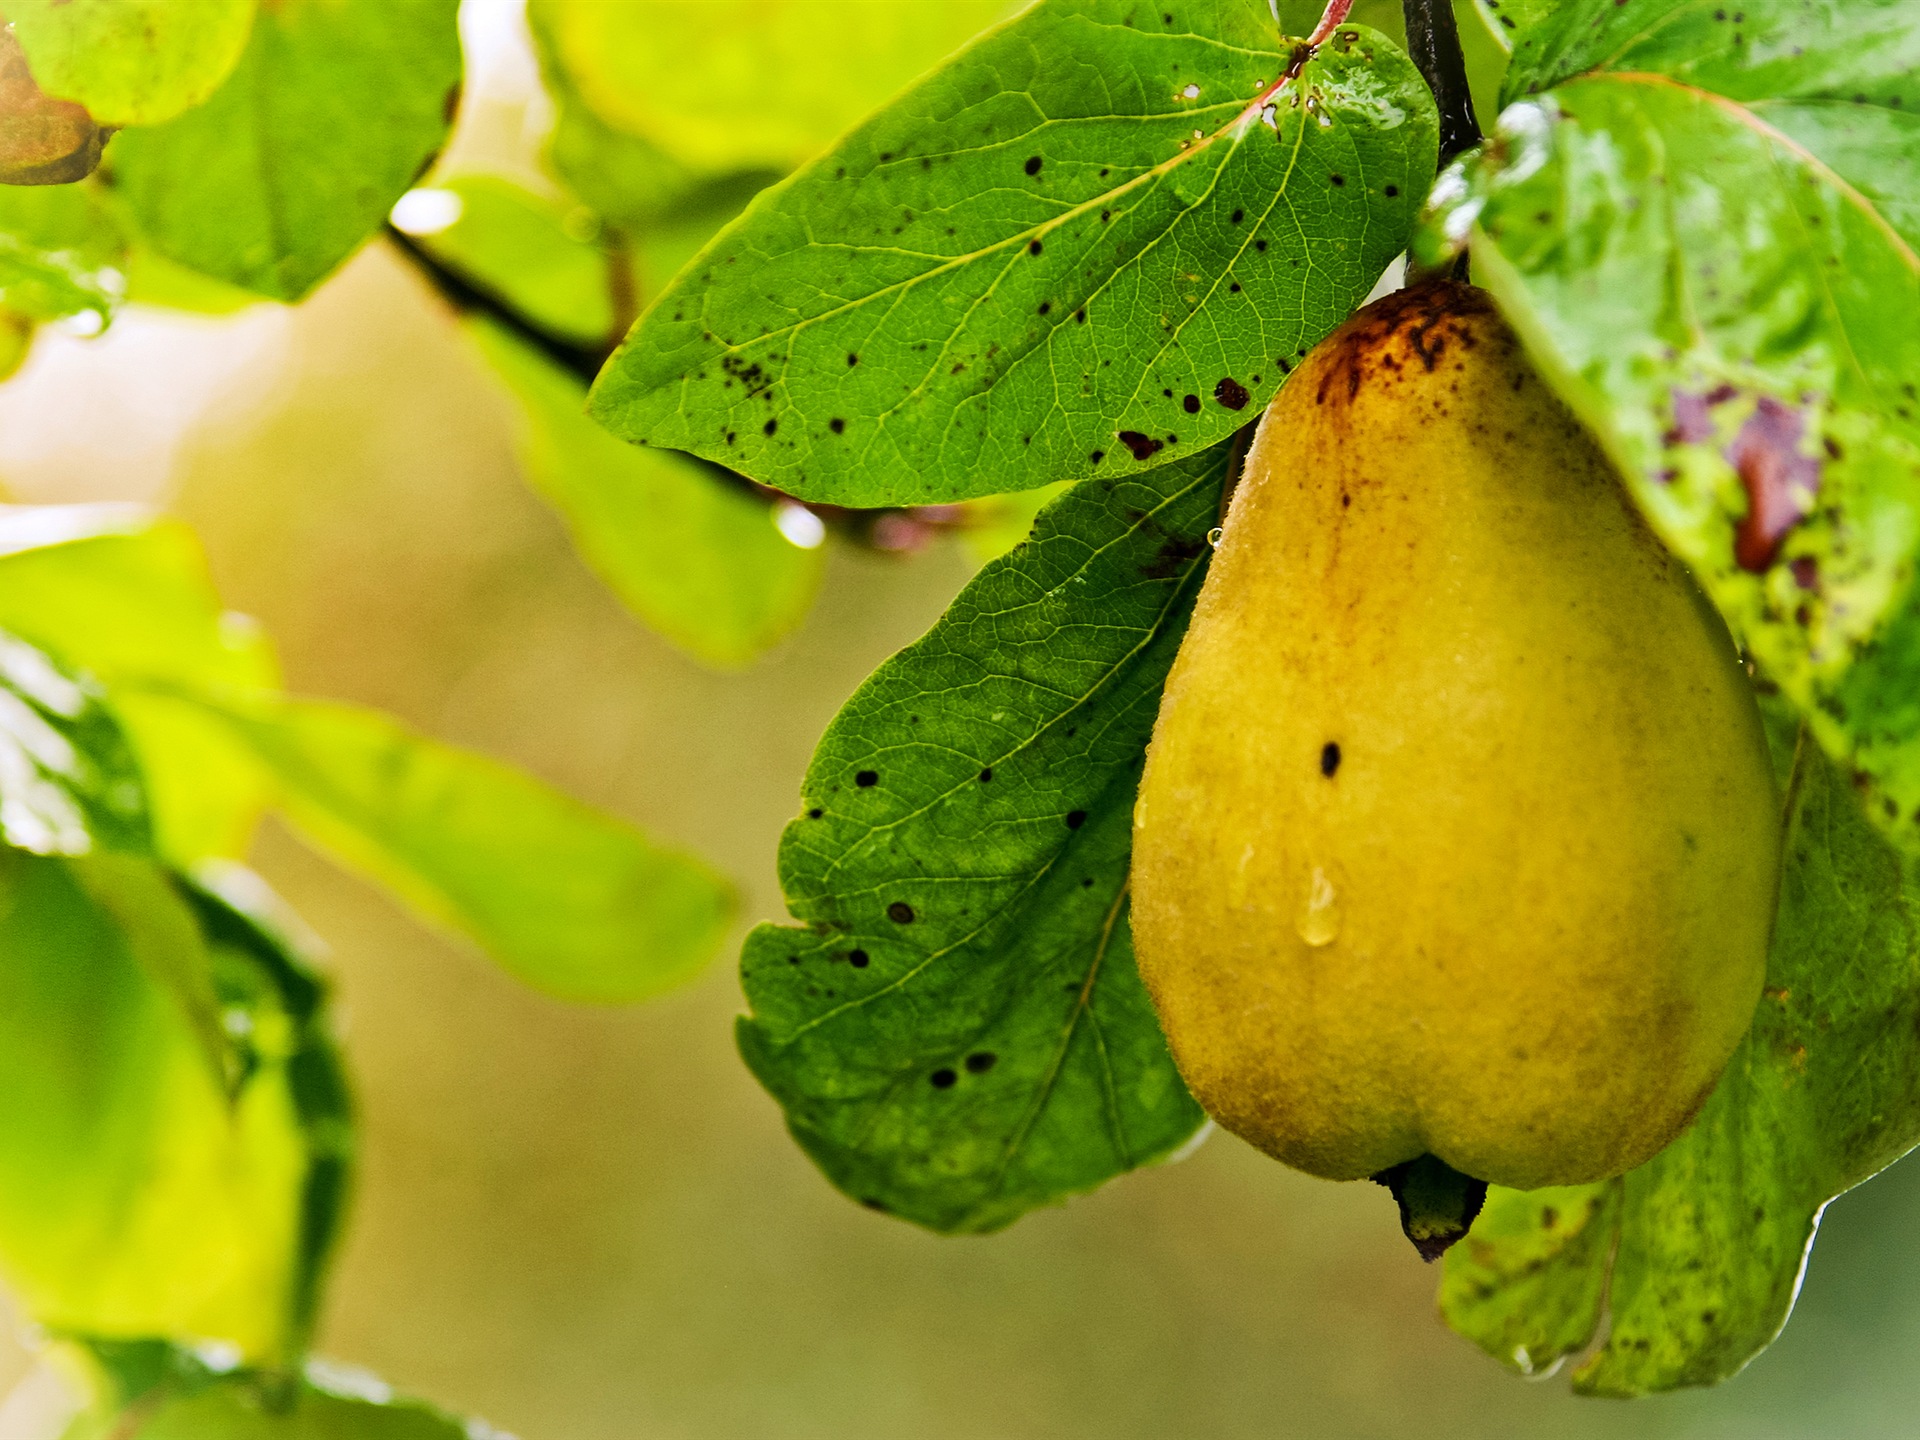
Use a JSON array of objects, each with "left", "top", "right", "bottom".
[{"left": 1321, "top": 742, "right": 1341, "bottom": 776}]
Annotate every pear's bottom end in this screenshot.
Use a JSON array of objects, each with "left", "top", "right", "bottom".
[{"left": 1373, "top": 1154, "right": 1489, "bottom": 1262}]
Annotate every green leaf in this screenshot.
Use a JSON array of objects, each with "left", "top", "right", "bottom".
[
  {"left": 960, "top": 480, "right": 1075, "bottom": 567},
  {"left": 71, "top": 853, "right": 233, "bottom": 1097},
  {"left": 1469, "top": 0, "right": 1562, "bottom": 52},
  {"left": 470, "top": 319, "right": 825, "bottom": 669},
  {"left": 589, "top": 1, "right": 1437, "bottom": 506},
  {"left": 0, "top": 182, "right": 126, "bottom": 324},
  {"left": 109, "top": 0, "right": 462, "bottom": 301},
  {"left": 740, "top": 441, "right": 1227, "bottom": 1232},
  {"left": 7, "top": 0, "right": 256, "bottom": 127},
  {"left": 529, "top": 0, "right": 1013, "bottom": 173},
  {"left": 56, "top": 1349, "right": 479, "bottom": 1440},
  {"left": 124, "top": 244, "right": 264, "bottom": 315},
  {"left": 1441, "top": 719, "right": 1920, "bottom": 1393},
  {"left": 1441, "top": 1182, "right": 1619, "bottom": 1375},
  {"left": 1414, "top": 0, "right": 1920, "bottom": 845},
  {"left": 0, "top": 504, "right": 279, "bottom": 864},
  {"left": 128, "top": 1376, "right": 475, "bottom": 1440},
  {"left": 525, "top": 8, "right": 786, "bottom": 278},
  {"left": 0, "top": 851, "right": 327, "bottom": 1360},
  {"left": 525, "top": 6, "right": 701, "bottom": 230},
  {"left": 194, "top": 695, "right": 735, "bottom": 1004},
  {"left": 413, "top": 175, "right": 615, "bottom": 349},
  {"left": 0, "top": 628, "right": 151, "bottom": 857},
  {"left": 179, "top": 867, "right": 353, "bottom": 1350}
]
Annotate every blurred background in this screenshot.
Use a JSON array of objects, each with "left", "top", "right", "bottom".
[{"left": 0, "top": 2, "right": 1914, "bottom": 1437}]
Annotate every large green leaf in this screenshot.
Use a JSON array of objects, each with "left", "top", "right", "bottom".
[
  {"left": 1443, "top": 710, "right": 1920, "bottom": 1392},
  {"left": 529, "top": 0, "right": 1011, "bottom": 173},
  {"left": 7, "top": 0, "right": 256, "bottom": 127},
  {"left": 109, "top": 0, "right": 462, "bottom": 300},
  {"left": 471, "top": 319, "right": 825, "bottom": 669},
  {"left": 740, "top": 442, "right": 1227, "bottom": 1232},
  {"left": 589, "top": 0, "right": 1437, "bottom": 506},
  {"left": 1415, "top": 0, "right": 1920, "bottom": 847},
  {"left": 0, "top": 505, "right": 278, "bottom": 863},
  {"left": 195, "top": 696, "right": 734, "bottom": 1005},
  {"left": 0, "top": 628, "right": 150, "bottom": 857},
  {"left": 0, "top": 183, "right": 125, "bottom": 324},
  {"left": 0, "top": 852, "right": 335, "bottom": 1361}
]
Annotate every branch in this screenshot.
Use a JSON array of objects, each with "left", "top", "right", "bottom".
[
  {"left": 383, "top": 224, "right": 975, "bottom": 554},
  {"left": 1402, "top": 0, "right": 1482, "bottom": 167},
  {"left": 384, "top": 223, "right": 610, "bottom": 384}
]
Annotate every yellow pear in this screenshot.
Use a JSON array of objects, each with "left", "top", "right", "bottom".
[{"left": 1131, "top": 281, "right": 1780, "bottom": 1193}]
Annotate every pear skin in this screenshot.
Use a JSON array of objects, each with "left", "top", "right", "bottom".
[{"left": 1130, "top": 281, "right": 1779, "bottom": 1192}]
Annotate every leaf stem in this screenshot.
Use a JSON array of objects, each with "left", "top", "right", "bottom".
[
  {"left": 1401, "top": 0, "right": 1482, "bottom": 166},
  {"left": 1306, "top": 0, "right": 1356, "bottom": 47}
]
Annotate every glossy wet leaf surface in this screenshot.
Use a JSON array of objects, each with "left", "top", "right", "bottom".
[
  {"left": 472, "top": 320, "right": 825, "bottom": 669},
  {"left": 7, "top": 0, "right": 256, "bottom": 127},
  {"left": 591, "top": 0, "right": 1436, "bottom": 506},
  {"left": 1444, "top": 708, "right": 1920, "bottom": 1392},
  {"left": 1416, "top": 0, "right": 1920, "bottom": 849},
  {"left": 110, "top": 0, "right": 462, "bottom": 301},
  {"left": 740, "top": 443, "right": 1226, "bottom": 1232}
]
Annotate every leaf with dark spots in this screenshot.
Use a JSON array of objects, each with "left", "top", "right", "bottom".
[
  {"left": 1728, "top": 398, "right": 1821, "bottom": 573},
  {"left": 1117, "top": 430, "right": 1165, "bottom": 462},
  {"left": 1138, "top": 534, "right": 1205, "bottom": 580},
  {"left": 1416, "top": 0, "right": 1920, "bottom": 855},
  {"left": 1446, "top": 704, "right": 1920, "bottom": 1393},
  {"left": 1214, "top": 376, "right": 1249, "bottom": 410},
  {"left": 738, "top": 442, "right": 1226, "bottom": 1232},
  {"left": 1664, "top": 388, "right": 1720, "bottom": 447},
  {"left": 589, "top": 0, "right": 1436, "bottom": 506}
]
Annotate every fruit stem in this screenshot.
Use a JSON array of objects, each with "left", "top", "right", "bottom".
[
  {"left": 1401, "top": 0, "right": 1482, "bottom": 166},
  {"left": 1373, "top": 1154, "right": 1488, "bottom": 1261}
]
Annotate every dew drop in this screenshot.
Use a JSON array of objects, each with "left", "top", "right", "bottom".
[
  {"left": 1206, "top": 526, "right": 1224, "bottom": 548},
  {"left": 1296, "top": 865, "right": 1342, "bottom": 946}
]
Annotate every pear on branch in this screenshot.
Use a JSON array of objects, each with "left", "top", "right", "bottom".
[{"left": 1132, "top": 281, "right": 1780, "bottom": 1255}]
